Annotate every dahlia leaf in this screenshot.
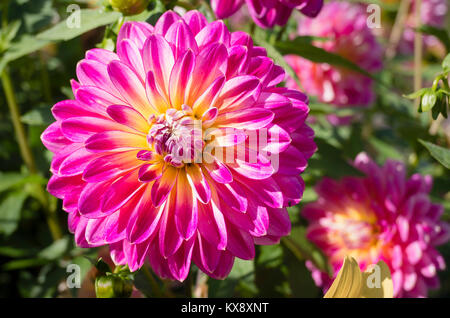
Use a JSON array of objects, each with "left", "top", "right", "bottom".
[
  {"left": 0, "top": 191, "right": 27, "bottom": 237},
  {"left": 419, "top": 140, "right": 450, "bottom": 169},
  {"left": 37, "top": 9, "right": 122, "bottom": 42},
  {"left": 275, "top": 38, "right": 374, "bottom": 79}
]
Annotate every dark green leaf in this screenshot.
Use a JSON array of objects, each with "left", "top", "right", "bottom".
[{"left": 419, "top": 140, "right": 450, "bottom": 169}]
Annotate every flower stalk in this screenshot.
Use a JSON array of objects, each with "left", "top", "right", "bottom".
[{"left": 1, "top": 68, "right": 62, "bottom": 241}]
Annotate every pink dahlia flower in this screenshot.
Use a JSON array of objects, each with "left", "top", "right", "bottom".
[
  {"left": 41, "top": 10, "right": 316, "bottom": 281},
  {"left": 399, "top": 0, "right": 448, "bottom": 55},
  {"left": 303, "top": 153, "right": 450, "bottom": 297},
  {"left": 285, "top": 1, "right": 383, "bottom": 108},
  {"left": 211, "top": 0, "right": 323, "bottom": 28}
]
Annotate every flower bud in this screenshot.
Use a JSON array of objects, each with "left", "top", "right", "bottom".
[
  {"left": 109, "top": 0, "right": 149, "bottom": 16},
  {"left": 95, "top": 275, "right": 133, "bottom": 298}
]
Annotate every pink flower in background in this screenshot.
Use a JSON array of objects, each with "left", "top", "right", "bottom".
[
  {"left": 285, "top": 1, "right": 383, "bottom": 109},
  {"left": 399, "top": 0, "right": 448, "bottom": 55},
  {"left": 303, "top": 153, "right": 450, "bottom": 297},
  {"left": 211, "top": 0, "right": 323, "bottom": 28},
  {"left": 41, "top": 10, "right": 316, "bottom": 281}
]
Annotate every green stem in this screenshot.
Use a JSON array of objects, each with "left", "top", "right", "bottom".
[
  {"left": 141, "top": 265, "right": 164, "bottom": 298},
  {"left": 413, "top": 0, "right": 423, "bottom": 113},
  {"left": 40, "top": 52, "right": 52, "bottom": 103},
  {"left": 1, "top": 68, "right": 62, "bottom": 241}
]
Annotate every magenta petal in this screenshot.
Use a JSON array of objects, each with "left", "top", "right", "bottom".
[
  {"left": 126, "top": 186, "right": 164, "bottom": 244},
  {"left": 159, "top": 198, "right": 184, "bottom": 258},
  {"left": 167, "top": 237, "right": 195, "bottom": 281},
  {"left": 101, "top": 169, "right": 145, "bottom": 214}
]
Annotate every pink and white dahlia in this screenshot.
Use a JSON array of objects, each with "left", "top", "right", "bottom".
[
  {"left": 285, "top": 1, "right": 383, "bottom": 108},
  {"left": 211, "top": 0, "right": 323, "bottom": 28},
  {"left": 303, "top": 153, "right": 450, "bottom": 297},
  {"left": 41, "top": 10, "right": 316, "bottom": 281}
]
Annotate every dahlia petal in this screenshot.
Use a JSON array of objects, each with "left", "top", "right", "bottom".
[
  {"left": 83, "top": 150, "right": 142, "bottom": 182},
  {"left": 47, "top": 175, "right": 83, "bottom": 199},
  {"left": 226, "top": 45, "right": 249, "bottom": 78},
  {"left": 154, "top": 11, "right": 181, "bottom": 36},
  {"left": 214, "top": 75, "right": 261, "bottom": 112},
  {"left": 85, "top": 131, "right": 147, "bottom": 152},
  {"left": 197, "top": 202, "right": 227, "bottom": 250},
  {"left": 159, "top": 197, "right": 183, "bottom": 258},
  {"left": 266, "top": 207, "right": 291, "bottom": 237},
  {"left": 76, "top": 60, "right": 119, "bottom": 97},
  {"left": 169, "top": 49, "right": 196, "bottom": 108},
  {"left": 117, "top": 21, "right": 154, "bottom": 49},
  {"left": 101, "top": 169, "right": 145, "bottom": 214},
  {"left": 195, "top": 20, "right": 230, "bottom": 48},
  {"left": 208, "top": 171, "right": 247, "bottom": 212},
  {"left": 138, "top": 163, "right": 163, "bottom": 182},
  {"left": 216, "top": 108, "right": 274, "bottom": 130},
  {"left": 108, "top": 60, "right": 153, "bottom": 118},
  {"left": 226, "top": 224, "right": 255, "bottom": 260},
  {"left": 85, "top": 48, "right": 119, "bottom": 64},
  {"left": 186, "top": 43, "right": 227, "bottom": 104},
  {"left": 165, "top": 20, "right": 198, "bottom": 60},
  {"left": 107, "top": 105, "right": 150, "bottom": 133},
  {"left": 41, "top": 122, "right": 71, "bottom": 153},
  {"left": 75, "top": 86, "right": 124, "bottom": 115},
  {"left": 145, "top": 71, "right": 171, "bottom": 113},
  {"left": 126, "top": 186, "right": 164, "bottom": 244},
  {"left": 142, "top": 35, "right": 175, "bottom": 99},
  {"left": 117, "top": 39, "right": 146, "bottom": 81},
  {"left": 194, "top": 233, "right": 221, "bottom": 273},
  {"left": 78, "top": 179, "right": 115, "bottom": 218},
  {"left": 211, "top": 0, "right": 244, "bottom": 18},
  {"left": 203, "top": 156, "right": 233, "bottom": 184},
  {"left": 185, "top": 165, "right": 211, "bottom": 204},
  {"left": 193, "top": 76, "right": 225, "bottom": 116},
  {"left": 174, "top": 172, "right": 198, "bottom": 240},
  {"left": 58, "top": 147, "right": 99, "bottom": 176},
  {"left": 167, "top": 237, "right": 195, "bottom": 281},
  {"left": 182, "top": 10, "right": 208, "bottom": 35},
  {"left": 52, "top": 100, "right": 98, "bottom": 120},
  {"left": 61, "top": 116, "right": 137, "bottom": 143},
  {"left": 151, "top": 166, "right": 179, "bottom": 207}
]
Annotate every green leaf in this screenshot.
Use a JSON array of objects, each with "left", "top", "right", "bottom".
[
  {"left": 419, "top": 139, "right": 450, "bottom": 169},
  {"left": 404, "top": 88, "right": 428, "bottom": 99},
  {"left": 443, "top": 53, "right": 450, "bottom": 72},
  {"left": 418, "top": 25, "right": 450, "bottom": 52},
  {"left": 0, "top": 35, "right": 51, "bottom": 74},
  {"left": 0, "top": 20, "right": 22, "bottom": 52},
  {"left": 0, "top": 191, "right": 28, "bottom": 236},
  {"left": 37, "top": 9, "right": 122, "bottom": 42},
  {"left": 275, "top": 38, "right": 374, "bottom": 79},
  {"left": 2, "top": 258, "right": 50, "bottom": 271},
  {"left": 0, "top": 172, "right": 47, "bottom": 193},
  {"left": 0, "top": 173, "right": 27, "bottom": 193},
  {"left": 21, "top": 106, "right": 53, "bottom": 126},
  {"left": 283, "top": 226, "right": 331, "bottom": 275},
  {"left": 38, "top": 237, "right": 70, "bottom": 260}
]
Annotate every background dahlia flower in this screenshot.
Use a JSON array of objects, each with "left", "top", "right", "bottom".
[
  {"left": 41, "top": 10, "right": 316, "bottom": 281},
  {"left": 303, "top": 153, "right": 450, "bottom": 297},
  {"left": 398, "top": 0, "right": 448, "bottom": 55},
  {"left": 285, "top": 1, "right": 383, "bottom": 109},
  {"left": 211, "top": 0, "right": 323, "bottom": 28}
]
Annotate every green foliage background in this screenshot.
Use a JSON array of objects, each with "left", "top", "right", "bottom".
[{"left": 0, "top": 0, "right": 449, "bottom": 298}]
